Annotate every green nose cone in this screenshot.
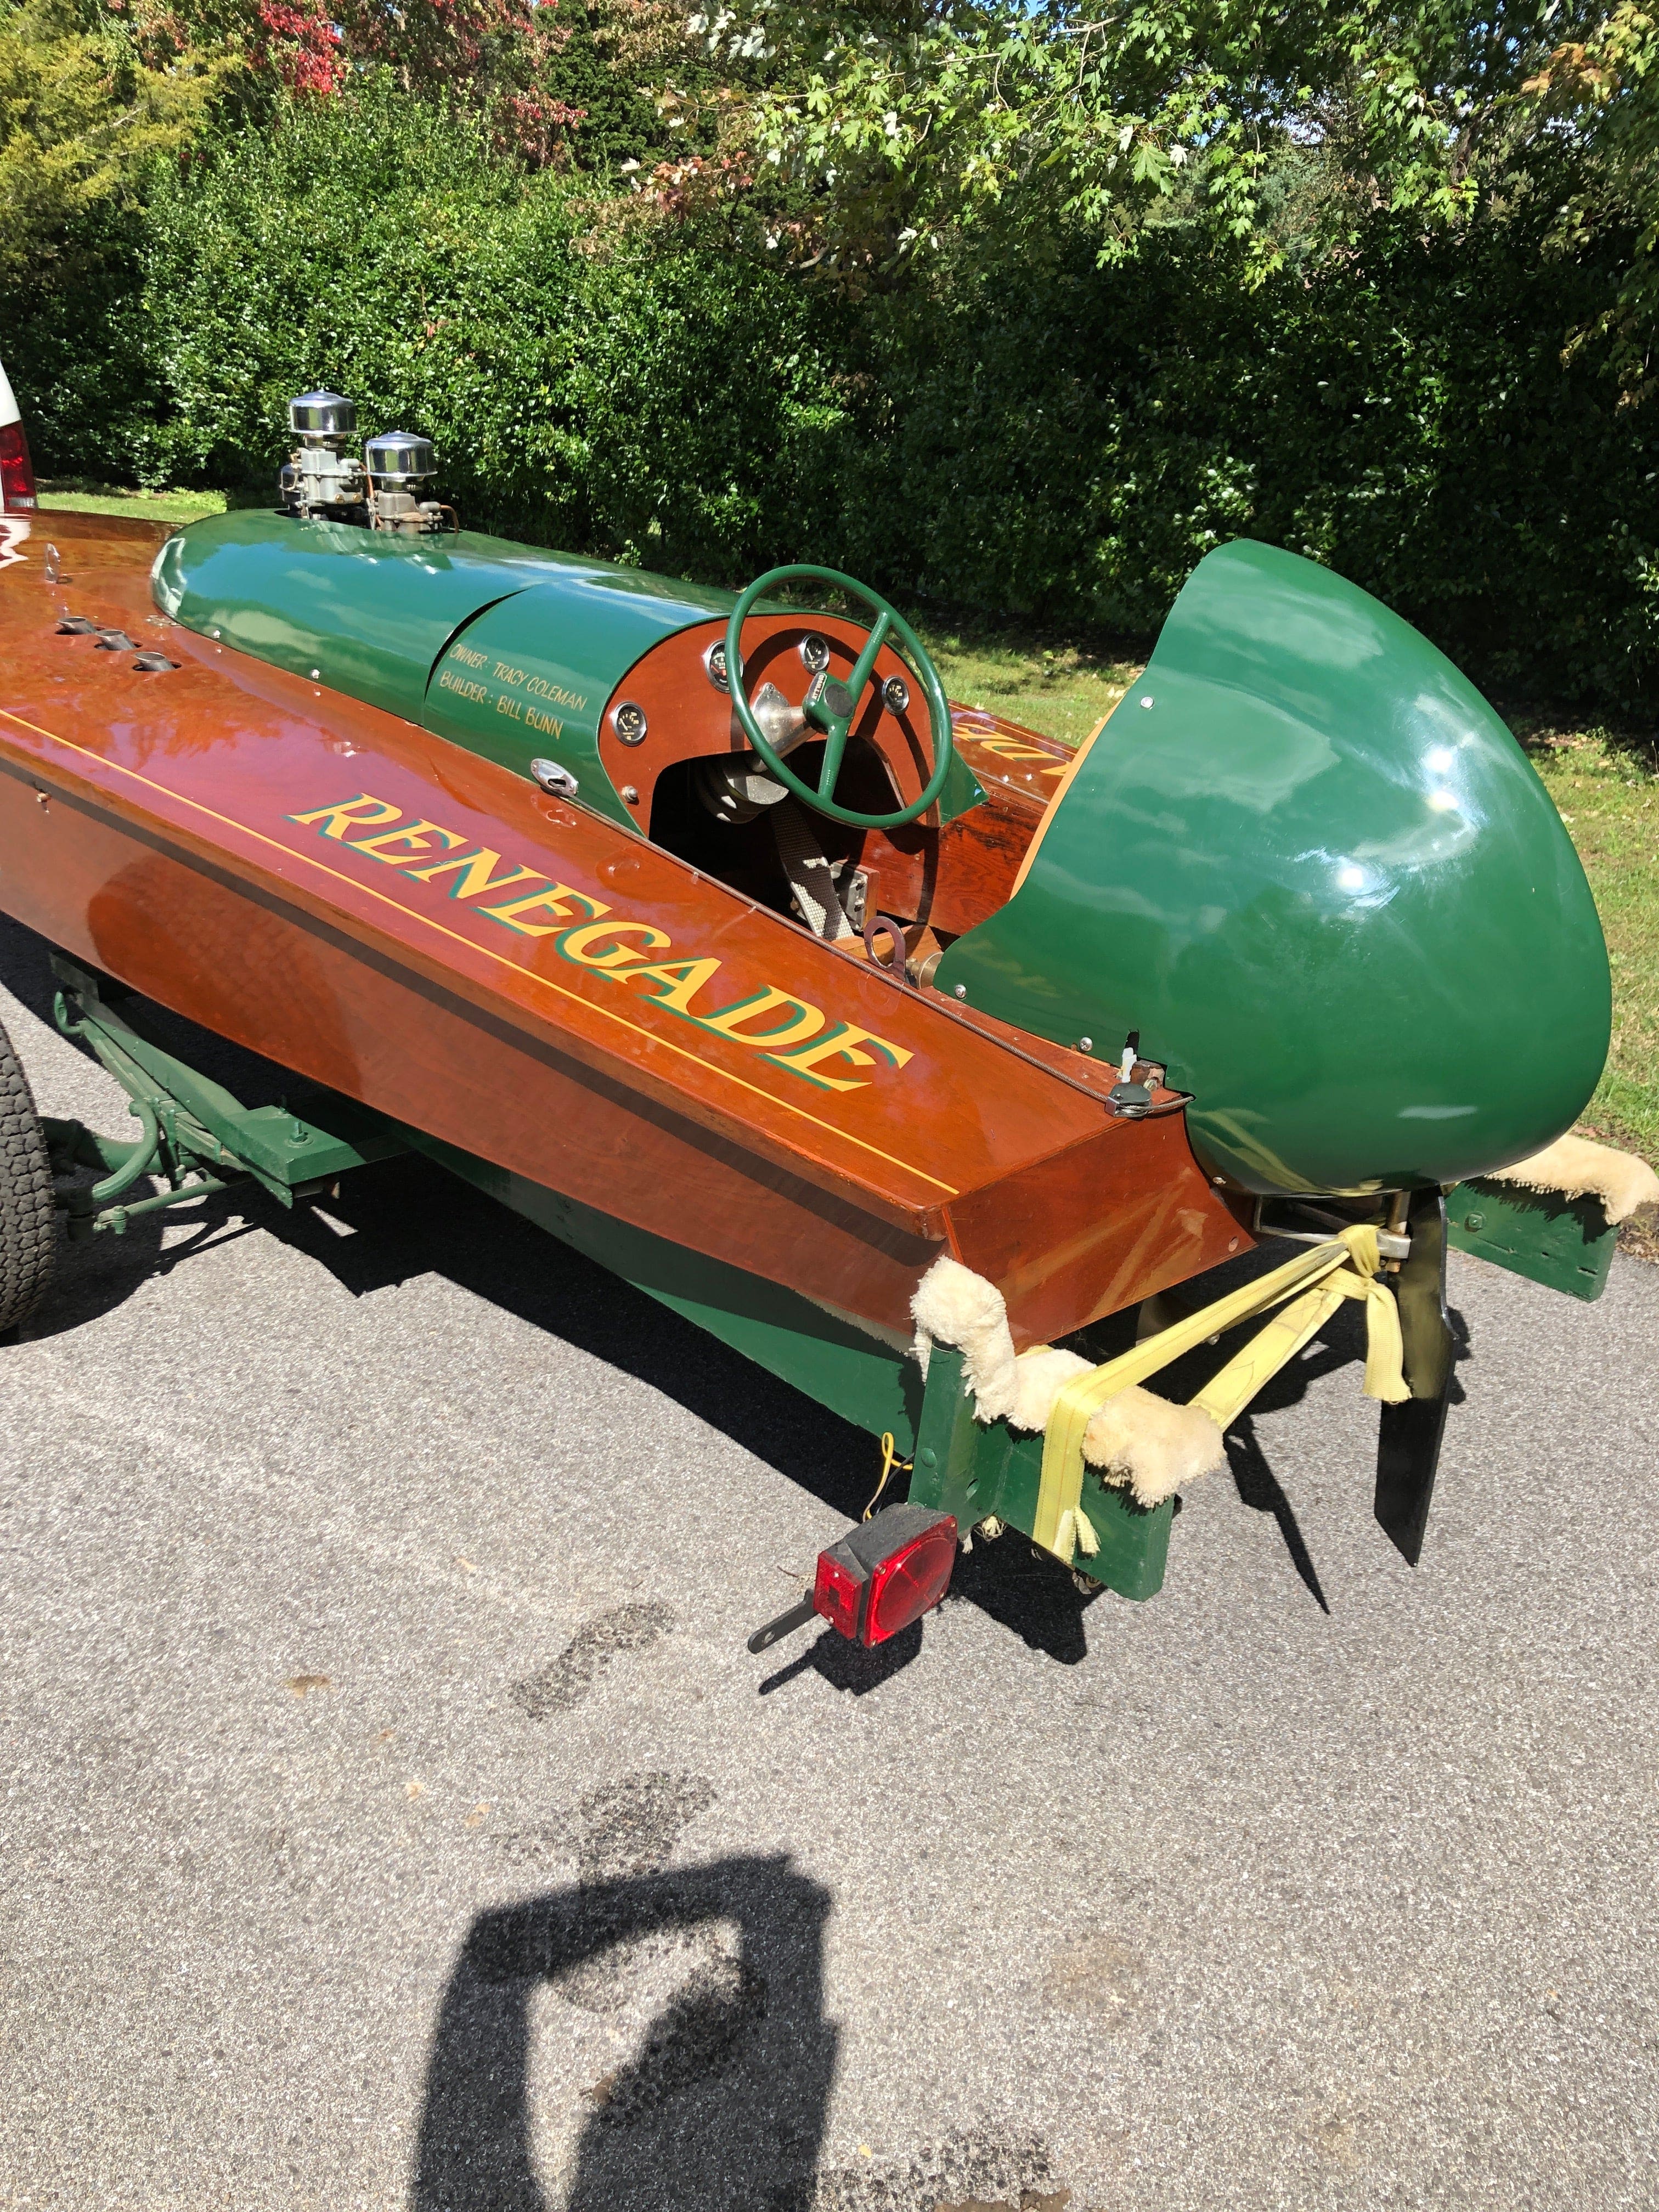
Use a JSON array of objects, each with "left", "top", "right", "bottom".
[{"left": 937, "top": 541, "right": 1610, "bottom": 1197}]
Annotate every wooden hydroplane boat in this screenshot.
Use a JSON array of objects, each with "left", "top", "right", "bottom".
[{"left": 0, "top": 402, "right": 1624, "bottom": 1637}]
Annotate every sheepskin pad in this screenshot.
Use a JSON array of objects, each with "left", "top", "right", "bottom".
[
  {"left": 1486, "top": 1134, "right": 1659, "bottom": 1226},
  {"left": 911, "top": 1256, "right": 1226, "bottom": 1509},
  {"left": 1080, "top": 1384, "right": 1227, "bottom": 1508}
]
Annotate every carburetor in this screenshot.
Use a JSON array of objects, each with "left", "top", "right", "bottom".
[
  {"left": 278, "top": 394, "right": 455, "bottom": 533},
  {"left": 364, "top": 432, "right": 452, "bottom": 535},
  {"left": 278, "top": 391, "right": 368, "bottom": 520}
]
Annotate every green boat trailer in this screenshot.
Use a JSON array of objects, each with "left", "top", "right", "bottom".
[{"left": 37, "top": 957, "right": 1622, "bottom": 1611}]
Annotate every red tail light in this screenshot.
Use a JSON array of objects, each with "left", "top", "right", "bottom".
[
  {"left": 811, "top": 1505, "right": 958, "bottom": 1646},
  {"left": 0, "top": 421, "right": 37, "bottom": 511},
  {"left": 813, "top": 1547, "right": 865, "bottom": 1639},
  {"left": 865, "top": 1518, "right": 959, "bottom": 1643}
]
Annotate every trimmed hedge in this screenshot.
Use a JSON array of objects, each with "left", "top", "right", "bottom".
[
  {"left": 6, "top": 92, "right": 1656, "bottom": 709},
  {"left": 137, "top": 95, "right": 855, "bottom": 582},
  {"left": 849, "top": 202, "right": 1659, "bottom": 707}
]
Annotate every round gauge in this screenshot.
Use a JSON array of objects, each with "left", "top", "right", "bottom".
[
  {"left": 799, "top": 634, "right": 832, "bottom": 674},
  {"left": 704, "top": 641, "right": 740, "bottom": 692},
  {"left": 883, "top": 674, "right": 911, "bottom": 715},
  {"left": 611, "top": 701, "right": 648, "bottom": 745}
]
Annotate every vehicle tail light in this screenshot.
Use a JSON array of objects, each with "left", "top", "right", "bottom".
[
  {"left": 746, "top": 1503, "right": 959, "bottom": 1656},
  {"left": 812, "top": 1546, "right": 865, "bottom": 1639},
  {"left": 811, "top": 1505, "right": 958, "bottom": 1646},
  {"left": 864, "top": 1516, "right": 959, "bottom": 1643},
  {"left": 0, "top": 421, "right": 36, "bottom": 512}
]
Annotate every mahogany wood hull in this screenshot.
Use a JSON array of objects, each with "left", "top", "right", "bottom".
[{"left": 0, "top": 514, "right": 1249, "bottom": 1347}]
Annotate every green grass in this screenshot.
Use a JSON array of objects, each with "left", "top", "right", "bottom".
[
  {"left": 1522, "top": 725, "right": 1659, "bottom": 1169},
  {"left": 37, "top": 481, "right": 228, "bottom": 524},
  {"left": 916, "top": 621, "right": 1143, "bottom": 746}
]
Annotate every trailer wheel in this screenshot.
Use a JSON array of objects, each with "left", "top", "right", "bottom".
[{"left": 0, "top": 1014, "right": 55, "bottom": 1338}]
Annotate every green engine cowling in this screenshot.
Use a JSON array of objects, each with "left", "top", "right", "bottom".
[
  {"left": 151, "top": 510, "right": 735, "bottom": 830},
  {"left": 936, "top": 540, "right": 1610, "bottom": 1197}
]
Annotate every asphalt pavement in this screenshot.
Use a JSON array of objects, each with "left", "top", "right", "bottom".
[{"left": 2, "top": 909, "right": 1656, "bottom": 2212}]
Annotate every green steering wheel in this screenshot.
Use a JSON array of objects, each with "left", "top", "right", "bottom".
[{"left": 724, "top": 564, "right": 955, "bottom": 832}]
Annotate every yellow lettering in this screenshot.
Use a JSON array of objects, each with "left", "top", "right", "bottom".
[
  {"left": 479, "top": 882, "right": 611, "bottom": 936},
  {"left": 618, "top": 957, "right": 725, "bottom": 1013},
  {"left": 286, "top": 793, "right": 403, "bottom": 840},
  {"left": 558, "top": 921, "right": 674, "bottom": 969},
  {"left": 765, "top": 1022, "right": 913, "bottom": 1092},
  {"left": 349, "top": 819, "right": 466, "bottom": 865},
  {"left": 404, "top": 848, "right": 544, "bottom": 901},
  {"left": 495, "top": 693, "right": 523, "bottom": 720},
  {"left": 437, "top": 670, "right": 489, "bottom": 701},
  {"left": 696, "top": 986, "right": 825, "bottom": 1051},
  {"left": 619, "top": 970, "right": 829, "bottom": 1048},
  {"left": 973, "top": 736, "right": 1053, "bottom": 761},
  {"left": 448, "top": 642, "right": 487, "bottom": 669},
  {"left": 525, "top": 676, "right": 588, "bottom": 710}
]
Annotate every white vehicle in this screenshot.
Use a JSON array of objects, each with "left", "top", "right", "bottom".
[{"left": 0, "top": 358, "right": 38, "bottom": 512}]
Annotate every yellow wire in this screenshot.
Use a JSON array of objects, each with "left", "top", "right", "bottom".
[{"left": 864, "top": 1431, "right": 913, "bottom": 1520}]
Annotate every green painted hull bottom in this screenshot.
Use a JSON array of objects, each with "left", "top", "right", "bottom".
[
  {"left": 416, "top": 1143, "right": 1171, "bottom": 1596},
  {"left": 1445, "top": 1178, "right": 1618, "bottom": 1302},
  {"left": 412, "top": 1134, "right": 928, "bottom": 1450}
]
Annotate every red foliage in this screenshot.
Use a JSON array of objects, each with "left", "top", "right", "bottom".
[
  {"left": 256, "top": 0, "right": 347, "bottom": 96},
  {"left": 492, "top": 88, "right": 588, "bottom": 166},
  {"left": 338, "top": 0, "right": 565, "bottom": 88},
  {"left": 247, "top": 0, "right": 582, "bottom": 164}
]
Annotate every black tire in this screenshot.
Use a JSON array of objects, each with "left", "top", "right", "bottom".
[{"left": 0, "top": 1014, "right": 55, "bottom": 1337}]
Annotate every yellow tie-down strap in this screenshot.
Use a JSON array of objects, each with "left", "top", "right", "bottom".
[{"left": 1034, "top": 1224, "right": 1408, "bottom": 1562}]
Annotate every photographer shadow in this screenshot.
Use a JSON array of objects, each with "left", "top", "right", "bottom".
[{"left": 414, "top": 1854, "right": 835, "bottom": 2212}]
